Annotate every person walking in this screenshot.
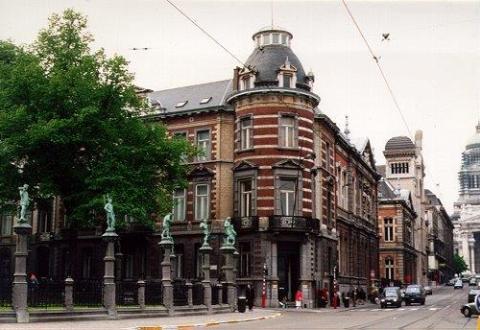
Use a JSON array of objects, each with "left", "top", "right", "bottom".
[
  {"left": 295, "top": 288, "right": 303, "bottom": 309},
  {"left": 246, "top": 284, "right": 254, "bottom": 311}
]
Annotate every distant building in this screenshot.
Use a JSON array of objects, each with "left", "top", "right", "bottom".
[
  {"left": 425, "top": 189, "right": 454, "bottom": 282},
  {"left": 381, "top": 133, "right": 428, "bottom": 284},
  {"left": 453, "top": 123, "right": 480, "bottom": 274},
  {"left": 377, "top": 177, "right": 417, "bottom": 286}
]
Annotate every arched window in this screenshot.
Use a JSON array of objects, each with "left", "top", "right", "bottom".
[{"left": 385, "top": 258, "right": 394, "bottom": 280}]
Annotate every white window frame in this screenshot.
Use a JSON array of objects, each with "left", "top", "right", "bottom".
[
  {"left": 384, "top": 218, "right": 394, "bottom": 242},
  {"left": 173, "top": 188, "right": 186, "bottom": 221},
  {"left": 196, "top": 130, "right": 211, "bottom": 161},
  {"left": 240, "top": 117, "right": 253, "bottom": 150},
  {"left": 279, "top": 178, "right": 296, "bottom": 216},
  {"left": 240, "top": 179, "right": 253, "bottom": 217},
  {"left": 195, "top": 184, "right": 210, "bottom": 221},
  {"left": 279, "top": 116, "right": 296, "bottom": 148}
]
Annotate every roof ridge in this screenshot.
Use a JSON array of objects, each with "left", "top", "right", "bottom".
[{"left": 152, "top": 79, "right": 231, "bottom": 93}]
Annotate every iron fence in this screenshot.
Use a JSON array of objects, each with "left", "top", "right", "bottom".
[
  {"left": 145, "top": 280, "right": 163, "bottom": 305},
  {"left": 222, "top": 284, "right": 228, "bottom": 304},
  {"left": 116, "top": 281, "right": 138, "bottom": 306},
  {"left": 192, "top": 282, "right": 204, "bottom": 306},
  {"left": 27, "top": 279, "right": 64, "bottom": 309},
  {"left": 73, "top": 279, "right": 103, "bottom": 307},
  {"left": 173, "top": 280, "right": 188, "bottom": 306},
  {"left": 212, "top": 284, "right": 220, "bottom": 305},
  {"left": 0, "top": 278, "right": 12, "bottom": 307}
]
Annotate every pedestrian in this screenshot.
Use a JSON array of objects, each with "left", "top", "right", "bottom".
[
  {"left": 245, "top": 284, "right": 254, "bottom": 311},
  {"left": 295, "top": 288, "right": 303, "bottom": 309},
  {"left": 319, "top": 284, "right": 329, "bottom": 307}
]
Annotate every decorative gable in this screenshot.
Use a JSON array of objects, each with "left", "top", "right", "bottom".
[
  {"left": 188, "top": 164, "right": 214, "bottom": 178},
  {"left": 232, "top": 160, "right": 258, "bottom": 172},
  {"left": 272, "top": 159, "right": 303, "bottom": 169}
]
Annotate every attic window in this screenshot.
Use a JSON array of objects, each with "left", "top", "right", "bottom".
[
  {"left": 175, "top": 101, "right": 188, "bottom": 108},
  {"left": 200, "top": 97, "right": 212, "bottom": 104}
]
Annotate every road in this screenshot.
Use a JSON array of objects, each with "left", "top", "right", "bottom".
[{"left": 219, "top": 286, "right": 478, "bottom": 329}]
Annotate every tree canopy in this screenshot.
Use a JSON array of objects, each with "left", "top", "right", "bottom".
[
  {"left": 0, "top": 9, "right": 191, "bottom": 229},
  {"left": 453, "top": 253, "right": 468, "bottom": 275}
]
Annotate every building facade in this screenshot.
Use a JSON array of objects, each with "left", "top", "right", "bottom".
[{"left": 453, "top": 123, "right": 480, "bottom": 274}]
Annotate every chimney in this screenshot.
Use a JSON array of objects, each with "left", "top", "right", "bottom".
[
  {"left": 232, "top": 66, "right": 241, "bottom": 92},
  {"left": 414, "top": 130, "right": 423, "bottom": 150}
]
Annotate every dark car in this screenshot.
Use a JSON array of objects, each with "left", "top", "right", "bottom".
[
  {"left": 468, "top": 289, "right": 480, "bottom": 303},
  {"left": 404, "top": 285, "right": 426, "bottom": 306},
  {"left": 461, "top": 302, "right": 479, "bottom": 317},
  {"left": 380, "top": 287, "right": 402, "bottom": 308}
]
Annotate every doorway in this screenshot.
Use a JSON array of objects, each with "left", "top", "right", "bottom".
[{"left": 277, "top": 242, "right": 300, "bottom": 302}]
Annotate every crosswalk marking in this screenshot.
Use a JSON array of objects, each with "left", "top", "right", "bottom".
[{"left": 352, "top": 307, "right": 441, "bottom": 313}]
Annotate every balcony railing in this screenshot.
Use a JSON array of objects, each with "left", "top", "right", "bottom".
[
  {"left": 231, "top": 216, "right": 259, "bottom": 232},
  {"left": 268, "top": 216, "right": 318, "bottom": 232}
]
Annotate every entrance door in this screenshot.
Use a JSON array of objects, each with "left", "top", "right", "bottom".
[{"left": 277, "top": 242, "right": 300, "bottom": 302}]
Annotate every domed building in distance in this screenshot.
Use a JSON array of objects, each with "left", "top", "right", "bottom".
[
  {"left": 453, "top": 123, "right": 480, "bottom": 274},
  {"left": 142, "top": 26, "right": 380, "bottom": 307}
]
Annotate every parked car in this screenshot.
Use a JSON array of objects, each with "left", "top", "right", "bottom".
[
  {"left": 424, "top": 286, "right": 432, "bottom": 295},
  {"left": 468, "top": 289, "right": 480, "bottom": 303},
  {"left": 446, "top": 278, "right": 456, "bottom": 286},
  {"left": 470, "top": 278, "right": 478, "bottom": 286},
  {"left": 404, "top": 285, "right": 426, "bottom": 305},
  {"left": 380, "top": 287, "right": 402, "bottom": 308},
  {"left": 454, "top": 279, "right": 464, "bottom": 289},
  {"left": 462, "top": 277, "right": 471, "bottom": 283},
  {"left": 461, "top": 302, "right": 479, "bottom": 317}
]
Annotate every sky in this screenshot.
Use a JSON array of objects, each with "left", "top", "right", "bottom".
[{"left": 1, "top": 0, "right": 479, "bottom": 214}]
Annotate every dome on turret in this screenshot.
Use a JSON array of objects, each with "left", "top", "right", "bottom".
[{"left": 244, "top": 26, "right": 311, "bottom": 91}]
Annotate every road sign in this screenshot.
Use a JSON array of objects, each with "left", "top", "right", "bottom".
[{"left": 475, "top": 293, "right": 480, "bottom": 313}]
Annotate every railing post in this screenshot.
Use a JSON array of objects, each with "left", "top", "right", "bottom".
[
  {"left": 64, "top": 277, "right": 74, "bottom": 311},
  {"left": 159, "top": 239, "right": 174, "bottom": 315},
  {"left": 186, "top": 281, "right": 193, "bottom": 308},
  {"left": 102, "top": 232, "right": 118, "bottom": 318},
  {"left": 12, "top": 223, "right": 31, "bottom": 323},
  {"left": 217, "top": 283, "right": 223, "bottom": 305},
  {"left": 137, "top": 280, "right": 145, "bottom": 310},
  {"left": 221, "top": 245, "right": 237, "bottom": 311},
  {"left": 200, "top": 245, "right": 212, "bottom": 312}
]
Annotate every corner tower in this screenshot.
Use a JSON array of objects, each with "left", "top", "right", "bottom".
[{"left": 226, "top": 26, "right": 320, "bottom": 307}]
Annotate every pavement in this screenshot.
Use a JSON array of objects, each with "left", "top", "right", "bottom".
[{"left": 0, "top": 309, "right": 280, "bottom": 330}]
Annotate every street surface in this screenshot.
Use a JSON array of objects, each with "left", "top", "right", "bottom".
[{"left": 220, "top": 286, "right": 477, "bottom": 330}]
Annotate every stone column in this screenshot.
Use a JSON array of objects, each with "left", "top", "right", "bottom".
[
  {"left": 65, "top": 277, "right": 74, "bottom": 311},
  {"left": 137, "top": 280, "right": 145, "bottom": 310},
  {"left": 469, "top": 237, "right": 476, "bottom": 274},
  {"left": 200, "top": 245, "right": 212, "bottom": 312},
  {"left": 217, "top": 283, "right": 223, "bottom": 305},
  {"left": 300, "top": 239, "right": 313, "bottom": 308},
  {"left": 221, "top": 245, "right": 236, "bottom": 311},
  {"left": 12, "top": 223, "right": 32, "bottom": 323},
  {"left": 270, "top": 241, "right": 279, "bottom": 308},
  {"left": 159, "top": 239, "right": 174, "bottom": 315},
  {"left": 186, "top": 281, "right": 193, "bottom": 308},
  {"left": 102, "top": 232, "right": 118, "bottom": 318}
]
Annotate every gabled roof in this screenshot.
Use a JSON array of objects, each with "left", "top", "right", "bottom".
[
  {"left": 378, "top": 178, "right": 416, "bottom": 214},
  {"left": 147, "top": 80, "right": 233, "bottom": 116}
]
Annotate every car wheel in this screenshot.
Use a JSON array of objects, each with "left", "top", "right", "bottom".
[
  {"left": 463, "top": 307, "right": 472, "bottom": 318},
  {"left": 421, "top": 300, "right": 425, "bottom": 305}
]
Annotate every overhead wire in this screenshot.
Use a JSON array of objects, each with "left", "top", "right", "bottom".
[{"left": 341, "top": 0, "right": 412, "bottom": 137}]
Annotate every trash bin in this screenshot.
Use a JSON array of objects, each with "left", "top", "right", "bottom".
[{"left": 237, "top": 296, "right": 247, "bottom": 313}]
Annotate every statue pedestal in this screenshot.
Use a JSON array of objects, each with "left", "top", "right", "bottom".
[
  {"left": 220, "top": 245, "right": 237, "bottom": 311},
  {"left": 12, "top": 223, "right": 31, "bottom": 323},
  {"left": 159, "top": 239, "right": 174, "bottom": 315},
  {"left": 200, "top": 245, "right": 212, "bottom": 312},
  {"left": 102, "top": 231, "right": 118, "bottom": 318}
]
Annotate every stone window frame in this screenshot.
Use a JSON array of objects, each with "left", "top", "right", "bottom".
[
  {"left": 195, "top": 128, "right": 211, "bottom": 162},
  {"left": 273, "top": 167, "right": 303, "bottom": 216},
  {"left": 172, "top": 187, "right": 187, "bottom": 222},
  {"left": 238, "top": 115, "right": 254, "bottom": 152},
  {"left": 384, "top": 217, "right": 394, "bottom": 242},
  {"left": 238, "top": 241, "right": 252, "bottom": 278},
  {"left": 194, "top": 182, "right": 210, "bottom": 221},
  {"left": 0, "top": 213, "right": 13, "bottom": 236},
  {"left": 233, "top": 168, "right": 258, "bottom": 217},
  {"left": 278, "top": 113, "right": 299, "bottom": 149}
]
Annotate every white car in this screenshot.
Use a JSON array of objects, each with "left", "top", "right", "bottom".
[{"left": 454, "top": 279, "right": 464, "bottom": 289}]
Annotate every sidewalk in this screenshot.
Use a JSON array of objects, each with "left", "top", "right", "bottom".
[
  {"left": 268, "top": 301, "right": 379, "bottom": 314},
  {"left": 0, "top": 310, "right": 281, "bottom": 330}
]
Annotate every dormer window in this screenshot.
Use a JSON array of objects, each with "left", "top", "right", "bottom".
[
  {"left": 200, "top": 97, "right": 212, "bottom": 104},
  {"left": 175, "top": 101, "right": 188, "bottom": 108},
  {"left": 278, "top": 57, "right": 297, "bottom": 88},
  {"left": 253, "top": 29, "right": 292, "bottom": 48},
  {"left": 283, "top": 74, "right": 292, "bottom": 88},
  {"left": 240, "top": 75, "right": 254, "bottom": 90},
  {"left": 272, "top": 33, "right": 280, "bottom": 44}
]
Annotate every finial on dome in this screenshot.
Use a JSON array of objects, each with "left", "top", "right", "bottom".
[
  {"left": 344, "top": 115, "right": 351, "bottom": 141},
  {"left": 476, "top": 120, "right": 480, "bottom": 133}
]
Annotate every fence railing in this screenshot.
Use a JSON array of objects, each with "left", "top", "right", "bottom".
[
  {"left": 27, "top": 279, "right": 64, "bottom": 309},
  {"left": 145, "top": 280, "right": 163, "bottom": 306},
  {"left": 116, "top": 281, "right": 138, "bottom": 306},
  {"left": 73, "top": 279, "right": 103, "bottom": 307},
  {"left": 0, "top": 278, "right": 12, "bottom": 307},
  {"left": 192, "top": 282, "right": 204, "bottom": 306},
  {"left": 173, "top": 280, "right": 188, "bottom": 306},
  {"left": 222, "top": 284, "right": 228, "bottom": 304},
  {"left": 212, "top": 284, "right": 220, "bottom": 305}
]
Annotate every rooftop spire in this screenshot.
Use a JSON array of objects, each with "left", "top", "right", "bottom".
[{"left": 344, "top": 115, "right": 351, "bottom": 141}]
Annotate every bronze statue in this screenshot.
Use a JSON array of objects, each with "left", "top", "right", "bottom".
[
  {"left": 18, "top": 184, "right": 29, "bottom": 224},
  {"left": 161, "top": 213, "right": 173, "bottom": 241},
  {"left": 223, "top": 217, "right": 236, "bottom": 246},
  {"left": 104, "top": 195, "right": 116, "bottom": 232}
]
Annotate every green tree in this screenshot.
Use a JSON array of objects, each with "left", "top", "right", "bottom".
[
  {"left": 453, "top": 253, "right": 468, "bottom": 276},
  {"left": 0, "top": 9, "right": 191, "bottom": 228}
]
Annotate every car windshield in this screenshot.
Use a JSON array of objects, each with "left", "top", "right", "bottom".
[
  {"left": 406, "top": 286, "right": 420, "bottom": 293},
  {"left": 384, "top": 288, "right": 398, "bottom": 297}
]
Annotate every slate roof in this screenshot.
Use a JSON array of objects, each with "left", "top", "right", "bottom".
[
  {"left": 245, "top": 45, "right": 310, "bottom": 90},
  {"left": 147, "top": 80, "right": 233, "bottom": 116},
  {"left": 378, "top": 179, "right": 397, "bottom": 200},
  {"left": 385, "top": 136, "right": 415, "bottom": 151},
  {"left": 376, "top": 165, "right": 386, "bottom": 177}
]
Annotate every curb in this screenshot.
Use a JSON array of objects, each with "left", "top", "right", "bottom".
[{"left": 135, "top": 312, "right": 282, "bottom": 330}]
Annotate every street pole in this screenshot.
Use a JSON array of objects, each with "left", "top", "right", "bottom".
[{"left": 262, "top": 262, "right": 267, "bottom": 308}]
